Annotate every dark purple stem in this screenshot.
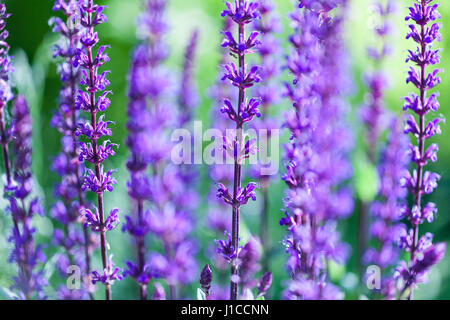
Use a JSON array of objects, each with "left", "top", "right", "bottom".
[
  {"left": 68, "top": 21, "right": 94, "bottom": 300},
  {"left": 230, "top": 1, "right": 245, "bottom": 300},
  {"left": 86, "top": 1, "right": 110, "bottom": 300},
  {"left": 137, "top": 200, "right": 147, "bottom": 300},
  {"left": 408, "top": 1, "right": 427, "bottom": 300},
  {"left": 0, "top": 103, "right": 11, "bottom": 185}
]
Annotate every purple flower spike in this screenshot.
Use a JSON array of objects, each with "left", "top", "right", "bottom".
[
  {"left": 281, "top": 2, "right": 353, "bottom": 300},
  {"left": 4, "top": 96, "right": 47, "bottom": 299},
  {"left": 2, "top": 7, "right": 48, "bottom": 301},
  {"left": 178, "top": 29, "right": 199, "bottom": 125},
  {"left": 75, "top": 0, "right": 120, "bottom": 300},
  {"left": 359, "top": 0, "right": 402, "bottom": 292},
  {"left": 363, "top": 118, "right": 410, "bottom": 298},
  {"left": 396, "top": 0, "right": 445, "bottom": 300},
  {"left": 123, "top": 0, "right": 199, "bottom": 300},
  {"left": 359, "top": 0, "right": 396, "bottom": 160},
  {"left": 0, "top": 2, "right": 14, "bottom": 203},
  {"left": 216, "top": 0, "right": 261, "bottom": 300},
  {"left": 49, "top": 0, "right": 99, "bottom": 299}
]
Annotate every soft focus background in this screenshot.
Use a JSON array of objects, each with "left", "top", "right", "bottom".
[{"left": 0, "top": 0, "right": 449, "bottom": 300}]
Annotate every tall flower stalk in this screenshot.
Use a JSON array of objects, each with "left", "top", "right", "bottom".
[
  {"left": 0, "top": 3, "right": 47, "bottom": 300},
  {"left": 250, "top": 0, "right": 281, "bottom": 273},
  {"left": 281, "top": 1, "right": 353, "bottom": 300},
  {"left": 49, "top": 0, "right": 96, "bottom": 299},
  {"left": 358, "top": 0, "right": 396, "bottom": 268},
  {"left": 123, "top": 18, "right": 156, "bottom": 303},
  {"left": 6, "top": 96, "right": 48, "bottom": 299},
  {"left": 364, "top": 119, "right": 409, "bottom": 299},
  {"left": 217, "top": 0, "right": 261, "bottom": 300},
  {"left": 75, "top": 0, "right": 121, "bottom": 300},
  {"left": 396, "top": 0, "right": 445, "bottom": 299},
  {"left": 178, "top": 29, "right": 199, "bottom": 127},
  {"left": 0, "top": 2, "right": 13, "bottom": 187},
  {"left": 123, "top": 0, "right": 197, "bottom": 300}
]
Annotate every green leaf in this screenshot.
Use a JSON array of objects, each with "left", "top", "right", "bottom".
[
  {"left": 241, "top": 289, "right": 255, "bottom": 300},
  {"left": 197, "top": 288, "right": 206, "bottom": 300},
  {"left": 0, "top": 287, "right": 19, "bottom": 300}
]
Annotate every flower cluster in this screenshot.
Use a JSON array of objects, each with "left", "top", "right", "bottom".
[
  {"left": 396, "top": 0, "right": 445, "bottom": 299},
  {"left": 281, "top": 2, "right": 353, "bottom": 300},
  {"left": 215, "top": 0, "right": 261, "bottom": 300},
  {"left": 178, "top": 30, "right": 199, "bottom": 126},
  {"left": 6, "top": 96, "right": 47, "bottom": 299},
  {"left": 238, "top": 237, "right": 262, "bottom": 291},
  {"left": 360, "top": 0, "right": 396, "bottom": 161},
  {"left": 0, "top": 3, "right": 13, "bottom": 106},
  {"left": 363, "top": 119, "right": 409, "bottom": 299},
  {"left": 122, "top": 0, "right": 198, "bottom": 300},
  {"left": 75, "top": 0, "right": 120, "bottom": 299},
  {"left": 122, "top": 29, "right": 155, "bottom": 301},
  {"left": 0, "top": 2, "right": 14, "bottom": 186},
  {"left": 249, "top": 0, "right": 282, "bottom": 274},
  {"left": 49, "top": 0, "right": 98, "bottom": 299},
  {"left": 216, "top": 232, "right": 240, "bottom": 262},
  {"left": 0, "top": 4, "right": 47, "bottom": 301},
  {"left": 358, "top": 0, "right": 396, "bottom": 280}
]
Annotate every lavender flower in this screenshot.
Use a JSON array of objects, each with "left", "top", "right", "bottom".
[
  {"left": 216, "top": 232, "right": 239, "bottom": 263},
  {"left": 281, "top": 2, "right": 353, "bottom": 300},
  {"left": 49, "top": 0, "right": 97, "bottom": 299},
  {"left": 396, "top": 0, "right": 445, "bottom": 299},
  {"left": 75, "top": 0, "right": 120, "bottom": 300},
  {"left": 357, "top": 0, "right": 396, "bottom": 275},
  {"left": 248, "top": 0, "right": 281, "bottom": 274},
  {"left": 0, "top": 2, "right": 13, "bottom": 186},
  {"left": 363, "top": 118, "right": 409, "bottom": 299},
  {"left": 6, "top": 96, "right": 47, "bottom": 299},
  {"left": 122, "top": 23, "right": 155, "bottom": 303},
  {"left": 217, "top": 0, "right": 261, "bottom": 300},
  {"left": 0, "top": 4, "right": 47, "bottom": 300},
  {"left": 238, "top": 237, "right": 261, "bottom": 291},
  {"left": 123, "top": 0, "right": 198, "bottom": 300},
  {"left": 178, "top": 29, "right": 199, "bottom": 127}
]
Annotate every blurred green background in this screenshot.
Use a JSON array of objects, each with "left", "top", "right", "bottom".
[{"left": 0, "top": 0, "right": 449, "bottom": 300}]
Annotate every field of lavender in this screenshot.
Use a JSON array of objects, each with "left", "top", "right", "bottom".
[{"left": 0, "top": 0, "right": 449, "bottom": 301}]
